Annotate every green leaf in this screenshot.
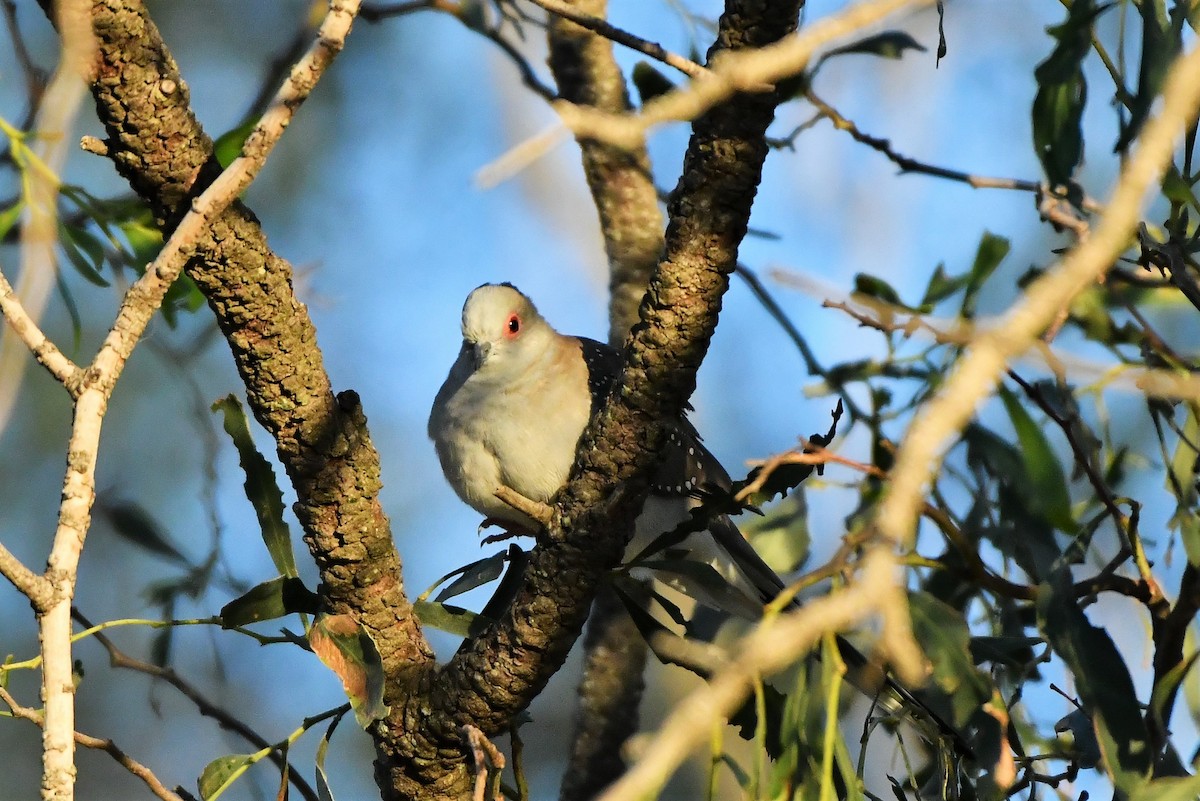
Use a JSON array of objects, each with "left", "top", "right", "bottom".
[
  {"left": 308, "top": 614, "right": 390, "bottom": 728},
  {"left": 412, "top": 599, "right": 490, "bottom": 638},
  {"left": 0, "top": 201, "right": 22, "bottom": 241},
  {"left": 117, "top": 219, "right": 163, "bottom": 265},
  {"left": 1031, "top": 0, "right": 1109, "bottom": 186},
  {"left": 910, "top": 593, "right": 990, "bottom": 699},
  {"left": 213, "top": 395, "right": 298, "bottom": 578},
  {"left": 919, "top": 262, "right": 968, "bottom": 308},
  {"left": 1149, "top": 651, "right": 1199, "bottom": 738},
  {"left": 1116, "top": 0, "right": 1183, "bottom": 152},
  {"left": 999, "top": 385, "right": 1074, "bottom": 531},
  {"left": 59, "top": 223, "right": 111, "bottom": 287},
  {"left": 99, "top": 501, "right": 192, "bottom": 567},
  {"left": 825, "top": 30, "right": 926, "bottom": 60},
  {"left": 433, "top": 552, "right": 506, "bottom": 602},
  {"left": 1166, "top": 406, "right": 1200, "bottom": 566},
  {"left": 314, "top": 714, "right": 341, "bottom": 801},
  {"left": 1162, "top": 164, "right": 1200, "bottom": 213},
  {"left": 852, "top": 273, "right": 905, "bottom": 307},
  {"left": 160, "top": 272, "right": 206, "bottom": 328},
  {"left": 53, "top": 269, "right": 83, "bottom": 353},
  {"left": 1131, "top": 775, "right": 1200, "bottom": 801},
  {"left": 213, "top": 117, "right": 260, "bottom": 169},
  {"left": 631, "top": 62, "right": 676, "bottom": 106},
  {"left": 960, "top": 232, "right": 1010, "bottom": 318},
  {"left": 1038, "top": 570, "right": 1152, "bottom": 790},
  {"left": 198, "top": 753, "right": 254, "bottom": 801},
  {"left": 220, "top": 576, "right": 319, "bottom": 628}
]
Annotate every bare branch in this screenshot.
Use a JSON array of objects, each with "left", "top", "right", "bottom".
[
  {"left": 0, "top": 540, "right": 52, "bottom": 607},
  {"left": 0, "top": 264, "right": 80, "bottom": 388},
  {"left": 875, "top": 44, "right": 1200, "bottom": 557},
  {"left": 595, "top": 551, "right": 898, "bottom": 801},
  {"left": 532, "top": 0, "right": 707, "bottom": 80},
  {"left": 552, "top": 0, "right": 936, "bottom": 149},
  {"left": 30, "top": 4, "right": 365, "bottom": 800},
  {"left": 0, "top": 686, "right": 185, "bottom": 801}
]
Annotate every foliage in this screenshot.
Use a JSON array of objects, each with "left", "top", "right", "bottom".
[{"left": 3, "top": 1, "right": 1200, "bottom": 801}]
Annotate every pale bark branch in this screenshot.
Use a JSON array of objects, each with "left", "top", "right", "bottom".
[
  {"left": 0, "top": 686, "right": 185, "bottom": 801},
  {"left": 551, "top": 0, "right": 934, "bottom": 149},
  {"left": 875, "top": 43, "right": 1200, "bottom": 554},
  {"left": 0, "top": 541, "right": 52, "bottom": 606},
  {"left": 0, "top": 262, "right": 80, "bottom": 388},
  {"left": 531, "top": 0, "right": 707, "bottom": 80},
  {"left": 31, "top": 3, "right": 364, "bottom": 799}
]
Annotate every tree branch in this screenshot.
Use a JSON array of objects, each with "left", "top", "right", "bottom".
[
  {"left": 545, "top": 4, "right": 664, "bottom": 793},
  {"left": 0, "top": 686, "right": 185, "bottom": 801},
  {"left": 400, "top": 0, "right": 804, "bottom": 795}
]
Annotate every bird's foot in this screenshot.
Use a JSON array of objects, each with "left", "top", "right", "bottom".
[{"left": 477, "top": 518, "right": 535, "bottom": 545}]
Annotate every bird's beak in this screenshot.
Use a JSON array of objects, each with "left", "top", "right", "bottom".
[{"left": 463, "top": 339, "right": 491, "bottom": 369}]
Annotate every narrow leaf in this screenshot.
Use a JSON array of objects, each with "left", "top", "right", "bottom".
[
  {"left": 60, "top": 223, "right": 111, "bottom": 286},
  {"left": 999, "top": 385, "right": 1074, "bottom": 531},
  {"left": 308, "top": 614, "right": 390, "bottom": 727},
  {"left": 1031, "top": 0, "right": 1109, "bottom": 186},
  {"left": 0, "top": 202, "right": 23, "bottom": 240},
  {"left": 99, "top": 501, "right": 192, "bottom": 567},
  {"left": 213, "top": 395, "right": 298, "bottom": 578},
  {"left": 220, "top": 576, "right": 319, "bottom": 628},
  {"left": 198, "top": 753, "right": 254, "bottom": 801},
  {"left": 214, "top": 117, "right": 261, "bottom": 169},
  {"left": 1038, "top": 570, "right": 1151, "bottom": 790},
  {"left": 960, "top": 232, "right": 1010, "bottom": 318},
  {"left": 433, "top": 551, "right": 506, "bottom": 602},
  {"left": 412, "top": 599, "right": 490, "bottom": 638}
]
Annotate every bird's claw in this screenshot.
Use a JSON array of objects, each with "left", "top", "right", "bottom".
[{"left": 477, "top": 518, "right": 534, "bottom": 545}]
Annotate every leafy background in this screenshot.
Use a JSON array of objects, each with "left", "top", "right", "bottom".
[{"left": 2, "top": 1, "right": 1194, "bottom": 799}]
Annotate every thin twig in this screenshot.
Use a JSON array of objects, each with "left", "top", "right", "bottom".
[
  {"left": 32, "top": 5, "right": 364, "bottom": 800},
  {"left": 362, "top": 1, "right": 558, "bottom": 100},
  {"left": 71, "top": 610, "right": 320, "bottom": 801},
  {"left": 528, "top": 0, "right": 707, "bottom": 79},
  {"left": 0, "top": 686, "right": 185, "bottom": 801},
  {"left": 551, "top": 0, "right": 937, "bottom": 149},
  {"left": 875, "top": 43, "right": 1200, "bottom": 560},
  {"left": 0, "top": 265, "right": 80, "bottom": 388},
  {"left": 803, "top": 87, "right": 1051, "bottom": 193}
]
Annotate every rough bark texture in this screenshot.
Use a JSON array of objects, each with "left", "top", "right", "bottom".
[
  {"left": 546, "top": 3, "right": 658, "bottom": 798},
  {"left": 547, "top": 0, "right": 665, "bottom": 342},
  {"left": 404, "top": 0, "right": 804, "bottom": 795},
  {"left": 67, "top": 0, "right": 439, "bottom": 788},
  {"left": 56, "top": 0, "right": 801, "bottom": 798}
]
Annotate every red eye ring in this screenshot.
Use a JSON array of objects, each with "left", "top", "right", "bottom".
[{"left": 505, "top": 313, "right": 521, "bottom": 338}]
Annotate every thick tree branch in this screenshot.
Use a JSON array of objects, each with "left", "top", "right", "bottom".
[
  {"left": 546, "top": 0, "right": 665, "bottom": 342},
  {"left": 546, "top": 4, "right": 661, "bottom": 794},
  {"left": 64, "top": 0, "right": 431, "bottom": 666},
  {"left": 41, "top": 1, "right": 438, "bottom": 796},
  {"left": 394, "top": 0, "right": 803, "bottom": 796}
]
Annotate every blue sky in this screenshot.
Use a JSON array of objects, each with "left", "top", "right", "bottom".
[{"left": 3, "top": 1, "right": 1185, "bottom": 798}]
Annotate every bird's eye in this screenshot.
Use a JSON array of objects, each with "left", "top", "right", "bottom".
[{"left": 505, "top": 314, "right": 521, "bottom": 336}]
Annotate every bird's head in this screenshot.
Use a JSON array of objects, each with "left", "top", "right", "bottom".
[{"left": 459, "top": 283, "right": 553, "bottom": 372}]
